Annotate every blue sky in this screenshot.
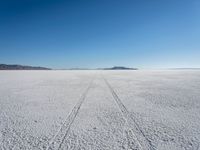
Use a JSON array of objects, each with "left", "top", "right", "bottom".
[{"left": 0, "top": 0, "right": 200, "bottom": 69}]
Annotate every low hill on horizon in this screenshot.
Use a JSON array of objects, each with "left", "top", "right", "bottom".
[
  {"left": 103, "top": 66, "right": 138, "bottom": 70},
  {"left": 0, "top": 64, "right": 51, "bottom": 70}
]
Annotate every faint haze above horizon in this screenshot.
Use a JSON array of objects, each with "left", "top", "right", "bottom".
[{"left": 0, "top": 0, "right": 200, "bottom": 69}]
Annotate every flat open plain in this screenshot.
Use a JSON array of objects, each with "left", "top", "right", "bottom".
[{"left": 0, "top": 70, "right": 200, "bottom": 150}]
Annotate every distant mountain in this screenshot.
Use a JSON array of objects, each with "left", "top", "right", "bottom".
[
  {"left": 0, "top": 64, "right": 51, "bottom": 70},
  {"left": 103, "top": 66, "right": 138, "bottom": 70}
]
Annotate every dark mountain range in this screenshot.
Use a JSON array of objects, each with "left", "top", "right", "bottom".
[
  {"left": 103, "top": 66, "right": 138, "bottom": 70},
  {"left": 0, "top": 64, "right": 51, "bottom": 70}
]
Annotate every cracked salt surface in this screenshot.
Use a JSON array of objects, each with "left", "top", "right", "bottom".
[{"left": 0, "top": 70, "right": 200, "bottom": 150}]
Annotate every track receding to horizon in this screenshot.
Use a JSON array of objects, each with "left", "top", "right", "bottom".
[
  {"left": 45, "top": 78, "right": 94, "bottom": 150},
  {"left": 0, "top": 70, "right": 200, "bottom": 150},
  {"left": 103, "top": 76, "right": 155, "bottom": 150}
]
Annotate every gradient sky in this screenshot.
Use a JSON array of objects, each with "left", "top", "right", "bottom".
[{"left": 0, "top": 0, "right": 200, "bottom": 69}]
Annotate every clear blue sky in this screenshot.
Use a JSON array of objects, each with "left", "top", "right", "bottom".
[{"left": 0, "top": 0, "right": 200, "bottom": 69}]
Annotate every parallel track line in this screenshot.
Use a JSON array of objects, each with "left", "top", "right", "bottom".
[
  {"left": 103, "top": 76, "right": 155, "bottom": 150},
  {"left": 46, "top": 79, "right": 94, "bottom": 150}
]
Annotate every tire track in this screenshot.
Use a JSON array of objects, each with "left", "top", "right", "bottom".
[
  {"left": 103, "top": 76, "right": 155, "bottom": 150},
  {"left": 45, "top": 79, "right": 94, "bottom": 150}
]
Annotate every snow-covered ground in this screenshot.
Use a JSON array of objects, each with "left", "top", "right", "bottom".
[{"left": 0, "top": 70, "right": 200, "bottom": 150}]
